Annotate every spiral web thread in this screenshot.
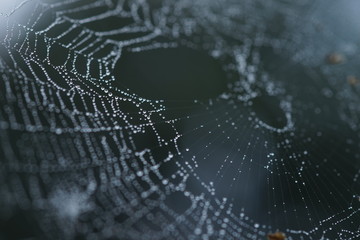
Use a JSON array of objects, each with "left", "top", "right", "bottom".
[{"left": 0, "top": 0, "right": 359, "bottom": 239}]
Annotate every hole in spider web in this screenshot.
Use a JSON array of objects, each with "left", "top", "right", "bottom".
[
  {"left": 113, "top": 47, "right": 228, "bottom": 100},
  {"left": 250, "top": 95, "right": 287, "bottom": 129}
]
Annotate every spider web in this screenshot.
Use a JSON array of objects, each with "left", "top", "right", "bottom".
[{"left": 0, "top": 0, "right": 359, "bottom": 239}]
